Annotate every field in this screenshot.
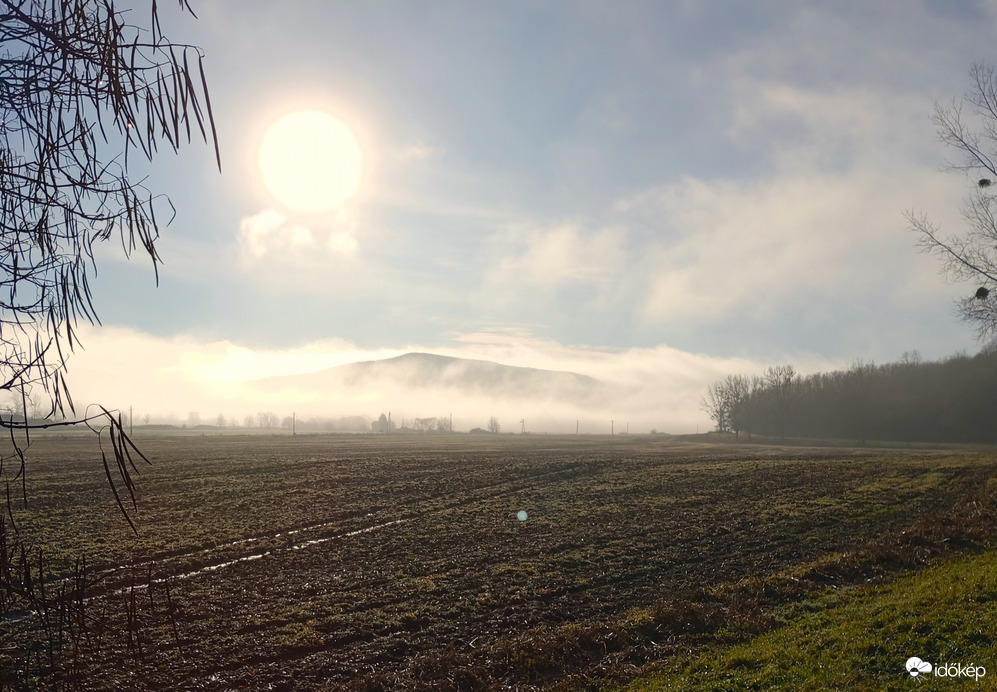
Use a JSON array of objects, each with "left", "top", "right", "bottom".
[{"left": 2, "top": 432, "right": 997, "bottom": 690}]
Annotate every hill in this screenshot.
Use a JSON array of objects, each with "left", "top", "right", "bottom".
[{"left": 253, "top": 352, "right": 606, "bottom": 405}]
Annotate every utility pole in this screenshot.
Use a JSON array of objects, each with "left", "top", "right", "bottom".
[
  {"left": 520, "top": 419, "right": 525, "bottom": 434},
  {"left": 129, "top": 405, "right": 133, "bottom": 436},
  {"left": 576, "top": 420, "right": 579, "bottom": 435},
  {"left": 611, "top": 419, "right": 614, "bottom": 436},
  {"left": 292, "top": 411, "right": 296, "bottom": 436}
]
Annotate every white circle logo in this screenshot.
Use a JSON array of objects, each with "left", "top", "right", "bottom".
[{"left": 906, "top": 657, "right": 932, "bottom": 677}]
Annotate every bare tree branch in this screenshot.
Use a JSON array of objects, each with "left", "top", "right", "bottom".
[{"left": 912, "top": 63, "right": 997, "bottom": 338}]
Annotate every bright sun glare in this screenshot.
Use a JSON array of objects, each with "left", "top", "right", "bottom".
[{"left": 258, "top": 110, "right": 362, "bottom": 213}]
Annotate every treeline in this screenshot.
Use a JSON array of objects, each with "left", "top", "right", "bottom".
[{"left": 702, "top": 349, "right": 997, "bottom": 443}]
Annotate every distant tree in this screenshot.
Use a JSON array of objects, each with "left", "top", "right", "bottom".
[
  {"left": 374, "top": 413, "right": 389, "bottom": 433},
  {"left": 436, "top": 415, "right": 452, "bottom": 433},
  {"left": 909, "top": 63, "right": 997, "bottom": 339},
  {"left": 700, "top": 380, "right": 731, "bottom": 434},
  {"left": 901, "top": 350, "right": 922, "bottom": 367},
  {"left": 842, "top": 361, "right": 876, "bottom": 444},
  {"left": 244, "top": 415, "right": 255, "bottom": 428},
  {"left": 257, "top": 411, "right": 278, "bottom": 428},
  {"left": 187, "top": 411, "right": 201, "bottom": 427},
  {"left": 280, "top": 415, "right": 293, "bottom": 430},
  {"left": 216, "top": 413, "right": 227, "bottom": 428},
  {"left": 487, "top": 416, "right": 501, "bottom": 434},
  {"left": 715, "top": 351, "right": 997, "bottom": 444},
  {"left": 414, "top": 416, "right": 436, "bottom": 432},
  {"left": 763, "top": 365, "right": 797, "bottom": 442},
  {"left": 701, "top": 374, "right": 752, "bottom": 438},
  {"left": 721, "top": 374, "right": 752, "bottom": 439}
]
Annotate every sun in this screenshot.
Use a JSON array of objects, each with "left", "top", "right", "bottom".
[{"left": 258, "top": 110, "right": 363, "bottom": 213}]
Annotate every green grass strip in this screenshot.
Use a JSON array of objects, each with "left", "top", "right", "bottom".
[{"left": 628, "top": 549, "right": 997, "bottom": 691}]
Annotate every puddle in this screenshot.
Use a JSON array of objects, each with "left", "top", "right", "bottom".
[
  {"left": 5, "top": 518, "right": 411, "bottom": 622},
  {"left": 113, "top": 518, "right": 410, "bottom": 592}
]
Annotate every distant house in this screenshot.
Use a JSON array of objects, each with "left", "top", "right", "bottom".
[{"left": 371, "top": 412, "right": 392, "bottom": 433}]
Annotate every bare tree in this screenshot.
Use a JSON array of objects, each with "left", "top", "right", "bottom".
[
  {"left": 257, "top": 411, "right": 278, "bottom": 429},
  {"left": 436, "top": 415, "right": 452, "bottom": 433},
  {"left": 720, "top": 374, "right": 751, "bottom": 439},
  {"left": 700, "top": 380, "right": 732, "bottom": 435},
  {"left": 487, "top": 416, "right": 501, "bottom": 433},
  {"left": 730, "top": 374, "right": 762, "bottom": 441},
  {"left": 764, "top": 364, "right": 797, "bottom": 442},
  {"left": 701, "top": 374, "right": 753, "bottom": 438},
  {"left": 909, "top": 63, "right": 997, "bottom": 339}
]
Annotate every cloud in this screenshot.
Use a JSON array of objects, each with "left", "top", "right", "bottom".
[
  {"left": 239, "top": 209, "right": 314, "bottom": 260},
  {"left": 605, "top": 62, "right": 971, "bottom": 342},
  {"left": 398, "top": 142, "right": 437, "bottom": 162},
  {"left": 623, "top": 165, "right": 943, "bottom": 325},
  {"left": 238, "top": 208, "right": 358, "bottom": 264},
  {"left": 486, "top": 222, "right": 627, "bottom": 288}
]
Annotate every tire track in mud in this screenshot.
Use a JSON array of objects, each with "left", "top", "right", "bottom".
[{"left": 90, "top": 454, "right": 629, "bottom": 597}]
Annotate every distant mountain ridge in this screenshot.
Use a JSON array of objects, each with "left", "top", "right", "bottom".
[{"left": 254, "top": 352, "right": 604, "bottom": 402}]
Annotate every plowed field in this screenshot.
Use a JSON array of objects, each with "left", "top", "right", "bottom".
[{"left": 3, "top": 433, "right": 996, "bottom": 690}]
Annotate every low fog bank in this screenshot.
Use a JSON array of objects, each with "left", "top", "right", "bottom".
[{"left": 32, "top": 326, "right": 844, "bottom": 435}]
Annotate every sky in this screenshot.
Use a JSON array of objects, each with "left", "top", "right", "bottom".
[{"left": 57, "top": 0, "right": 997, "bottom": 431}]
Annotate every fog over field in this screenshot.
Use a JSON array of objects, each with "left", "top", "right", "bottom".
[{"left": 55, "top": 325, "right": 848, "bottom": 432}]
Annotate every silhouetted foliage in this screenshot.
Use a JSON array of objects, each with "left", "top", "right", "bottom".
[
  {"left": 0, "top": 0, "right": 218, "bottom": 426},
  {"left": 0, "top": 0, "right": 218, "bottom": 519},
  {"left": 0, "top": 0, "right": 216, "bottom": 682},
  {"left": 719, "top": 351, "right": 997, "bottom": 444}
]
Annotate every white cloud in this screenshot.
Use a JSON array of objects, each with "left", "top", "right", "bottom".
[
  {"left": 398, "top": 142, "right": 436, "bottom": 162},
  {"left": 487, "top": 222, "right": 627, "bottom": 288},
  {"left": 326, "top": 229, "right": 359, "bottom": 255},
  {"left": 626, "top": 163, "right": 962, "bottom": 325},
  {"left": 239, "top": 209, "right": 314, "bottom": 261},
  {"left": 236, "top": 207, "right": 360, "bottom": 280}
]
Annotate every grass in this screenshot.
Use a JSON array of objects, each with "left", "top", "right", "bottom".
[{"left": 626, "top": 548, "right": 997, "bottom": 691}]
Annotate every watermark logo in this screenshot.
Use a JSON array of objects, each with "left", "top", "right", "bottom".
[
  {"left": 906, "top": 657, "right": 932, "bottom": 677},
  {"left": 905, "top": 656, "right": 986, "bottom": 681}
]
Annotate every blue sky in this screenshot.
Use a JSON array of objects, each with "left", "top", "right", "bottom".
[{"left": 67, "top": 1, "right": 997, "bottom": 429}]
